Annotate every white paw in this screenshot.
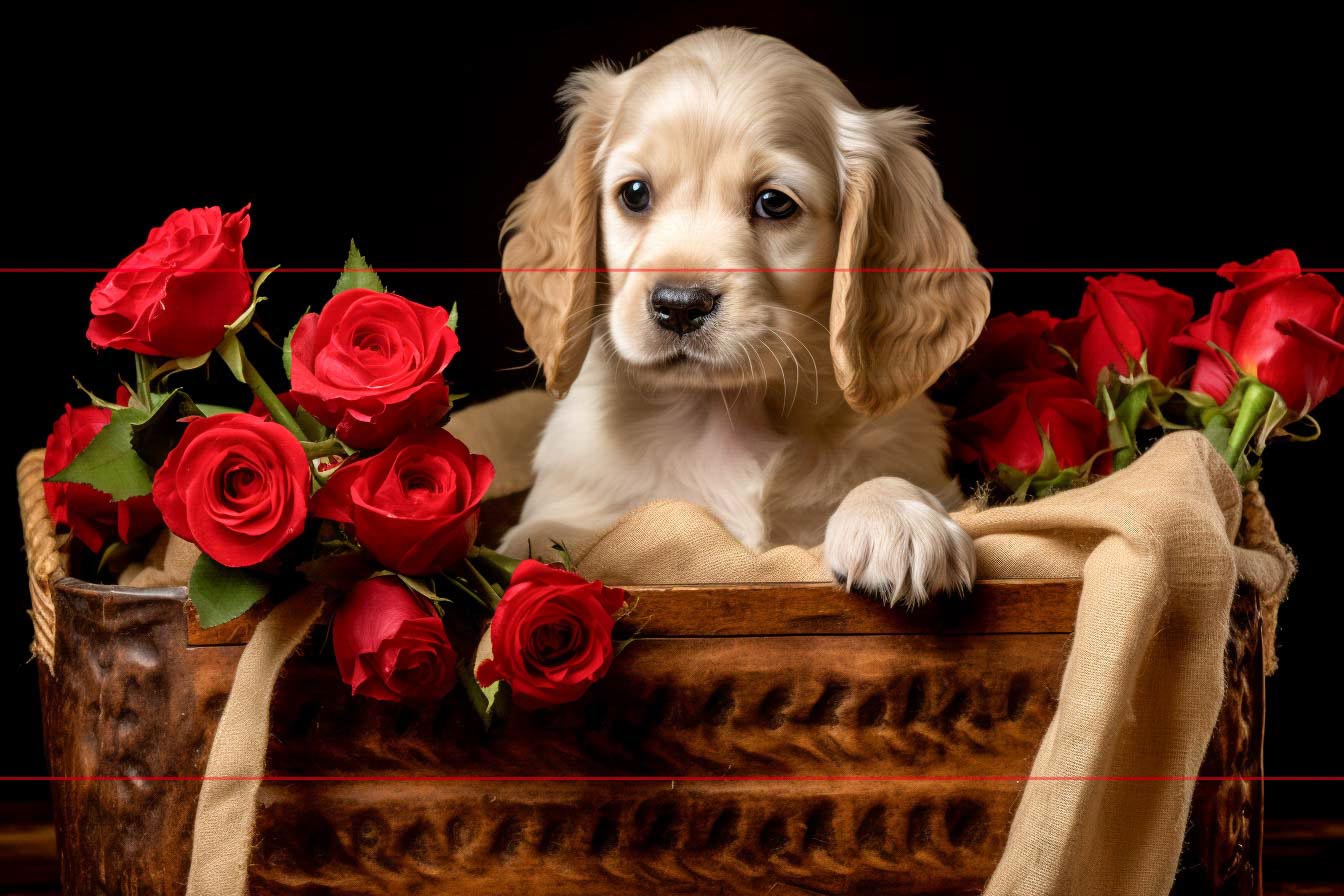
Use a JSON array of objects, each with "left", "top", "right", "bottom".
[{"left": 824, "top": 477, "right": 975, "bottom": 608}]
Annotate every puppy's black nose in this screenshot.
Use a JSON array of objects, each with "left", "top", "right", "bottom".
[{"left": 650, "top": 285, "right": 719, "bottom": 335}]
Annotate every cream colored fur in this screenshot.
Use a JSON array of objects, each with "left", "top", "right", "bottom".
[{"left": 499, "top": 28, "right": 990, "bottom": 605}]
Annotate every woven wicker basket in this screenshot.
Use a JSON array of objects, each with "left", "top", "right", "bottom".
[{"left": 18, "top": 448, "right": 1271, "bottom": 895}]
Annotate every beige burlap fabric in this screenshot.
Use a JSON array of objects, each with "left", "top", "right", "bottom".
[
  {"left": 120, "top": 392, "right": 1288, "bottom": 896},
  {"left": 183, "top": 586, "right": 324, "bottom": 896}
]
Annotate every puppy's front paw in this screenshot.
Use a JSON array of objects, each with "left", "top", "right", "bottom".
[{"left": 824, "top": 477, "right": 975, "bottom": 608}]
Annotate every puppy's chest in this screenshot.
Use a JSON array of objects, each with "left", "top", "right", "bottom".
[{"left": 631, "top": 410, "right": 786, "bottom": 550}]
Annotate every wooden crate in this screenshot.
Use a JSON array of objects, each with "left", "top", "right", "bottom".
[
  {"left": 32, "top": 574, "right": 1263, "bottom": 896},
  {"left": 19, "top": 451, "right": 1263, "bottom": 894}
]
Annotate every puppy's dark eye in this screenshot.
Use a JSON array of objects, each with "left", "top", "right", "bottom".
[
  {"left": 753, "top": 189, "right": 798, "bottom": 220},
  {"left": 619, "top": 180, "right": 651, "bottom": 213}
]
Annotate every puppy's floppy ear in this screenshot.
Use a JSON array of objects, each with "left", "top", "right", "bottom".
[
  {"left": 501, "top": 65, "right": 618, "bottom": 398},
  {"left": 829, "top": 107, "right": 991, "bottom": 416}
]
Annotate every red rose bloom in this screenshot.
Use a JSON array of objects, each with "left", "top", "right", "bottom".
[
  {"left": 288, "top": 289, "right": 459, "bottom": 449},
  {"left": 937, "top": 311, "right": 1066, "bottom": 412},
  {"left": 1173, "top": 250, "right": 1344, "bottom": 412},
  {"left": 1054, "top": 274, "right": 1194, "bottom": 388},
  {"left": 311, "top": 428, "right": 494, "bottom": 575},
  {"left": 87, "top": 206, "right": 253, "bottom": 358},
  {"left": 152, "top": 413, "right": 310, "bottom": 567},
  {"left": 476, "top": 560, "right": 628, "bottom": 709},
  {"left": 952, "top": 369, "right": 1109, "bottom": 474},
  {"left": 333, "top": 577, "right": 456, "bottom": 702},
  {"left": 44, "top": 404, "right": 161, "bottom": 551}
]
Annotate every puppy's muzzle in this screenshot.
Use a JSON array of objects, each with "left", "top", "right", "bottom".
[{"left": 650, "top": 284, "right": 720, "bottom": 335}]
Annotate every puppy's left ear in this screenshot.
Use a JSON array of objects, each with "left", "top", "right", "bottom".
[
  {"left": 501, "top": 65, "right": 619, "bottom": 398},
  {"left": 829, "top": 107, "right": 991, "bottom": 416}
]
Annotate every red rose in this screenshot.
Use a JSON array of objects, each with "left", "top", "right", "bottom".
[
  {"left": 475, "top": 560, "right": 627, "bottom": 709},
  {"left": 1055, "top": 274, "right": 1194, "bottom": 388},
  {"left": 952, "top": 369, "right": 1109, "bottom": 474},
  {"left": 937, "top": 311, "right": 1066, "bottom": 412},
  {"left": 152, "top": 413, "right": 310, "bottom": 567},
  {"left": 87, "top": 206, "right": 253, "bottom": 358},
  {"left": 333, "top": 577, "right": 457, "bottom": 702},
  {"left": 1173, "top": 250, "right": 1344, "bottom": 412},
  {"left": 311, "top": 428, "right": 494, "bottom": 575},
  {"left": 44, "top": 404, "right": 161, "bottom": 551},
  {"left": 288, "top": 289, "right": 458, "bottom": 449}
]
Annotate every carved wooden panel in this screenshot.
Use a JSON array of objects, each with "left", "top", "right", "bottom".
[
  {"left": 265, "top": 633, "right": 1067, "bottom": 777},
  {"left": 36, "top": 576, "right": 1262, "bottom": 896},
  {"left": 250, "top": 780, "right": 1017, "bottom": 895}
]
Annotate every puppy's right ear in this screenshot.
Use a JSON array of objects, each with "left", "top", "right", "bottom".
[{"left": 501, "top": 65, "right": 618, "bottom": 398}]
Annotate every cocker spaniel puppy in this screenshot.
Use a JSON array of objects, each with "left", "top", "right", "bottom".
[{"left": 498, "top": 28, "right": 990, "bottom": 605}]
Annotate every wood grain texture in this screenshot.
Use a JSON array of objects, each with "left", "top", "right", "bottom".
[
  {"left": 188, "top": 577, "right": 1083, "bottom": 645},
  {"left": 37, "top": 576, "right": 1261, "bottom": 896}
]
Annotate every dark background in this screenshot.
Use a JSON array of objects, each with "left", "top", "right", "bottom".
[{"left": 4, "top": 7, "right": 1341, "bottom": 826}]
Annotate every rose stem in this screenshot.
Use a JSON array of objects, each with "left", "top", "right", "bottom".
[
  {"left": 239, "top": 347, "right": 307, "bottom": 442},
  {"left": 1221, "top": 379, "right": 1276, "bottom": 472},
  {"left": 133, "top": 353, "right": 154, "bottom": 409},
  {"left": 461, "top": 557, "right": 503, "bottom": 611}
]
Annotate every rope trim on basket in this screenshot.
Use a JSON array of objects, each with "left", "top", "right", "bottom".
[
  {"left": 17, "top": 449, "right": 63, "bottom": 671},
  {"left": 1238, "top": 481, "right": 1296, "bottom": 674}
]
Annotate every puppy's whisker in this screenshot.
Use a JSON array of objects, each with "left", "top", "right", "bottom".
[
  {"left": 759, "top": 326, "right": 801, "bottom": 414},
  {"left": 756, "top": 336, "right": 792, "bottom": 414},
  {"left": 764, "top": 325, "right": 819, "bottom": 408},
  {"left": 498, "top": 357, "right": 542, "bottom": 373},
  {"left": 762, "top": 303, "right": 832, "bottom": 337}
]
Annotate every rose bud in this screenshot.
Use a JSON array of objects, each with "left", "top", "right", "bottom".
[
  {"left": 311, "top": 428, "right": 494, "bottom": 576},
  {"left": 1054, "top": 274, "right": 1194, "bottom": 389},
  {"left": 288, "top": 289, "right": 459, "bottom": 449},
  {"left": 937, "top": 310, "right": 1066, "bottom": 412},
  {"left": 1174, "top": 249, "right": 1344, "bottom": 413},
  {"left": 87, "top": 206, "right": 253, "bottom": 359},
  {"left": 952, "top": 369, "right": 1109, "bottom": 478},
  {"left": 333, "top": 577, "right": 457, "bottom": 702},
  {"left": 152, "top": 413, "right": 310, "bottom": 567},
  {"left": 475, "top": 560, "right": 628, "bottom": 709},
  {"left": 44, "top": 404, "right": 161, "bottom": 552}
]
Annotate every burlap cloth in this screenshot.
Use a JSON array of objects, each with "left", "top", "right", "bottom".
[{"left": 96, "top": 390, "right": 1292, "bottom": 896}]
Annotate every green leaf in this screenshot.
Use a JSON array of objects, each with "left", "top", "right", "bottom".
[
  {"left": 393, "top": 573, "right": 448, "bottom": 604},
  {"left": 71, "top": 378, "right": 123, "bottom": 410},
  {"left": 447, "top": 302, "right": 459, "bottom": 330},
  {"left": 195, "top": 403, "right": 244, "bottom": 417},
  {"left": 47, "top": 406, "right": 154, "bottom": 500},
  {"left": 333, "top": 241, "right": 385, "bottom": 296},
  {"left": 282, "top": 318, "right": 302, "bottom": 382},
  {"left": 150, "top": 351, "right": 211, "bottom": 384},
  {"left": 216, "top": 333, "right": 245, "bottom": 382},
  {"left": 549, "top": 540, "right": 577, "bottom": 572},
  {"left": 189, "top": 553, "right": 272, "bottom": 629},
  {"left": 1202, "top": 413, "right": 1232, "bottom": 455},
  {"left": 457, "top": 654, "right": 510, "bottom": 731},
  {"left": 129, "top": 389, "right": 202, "bottom": 467}
]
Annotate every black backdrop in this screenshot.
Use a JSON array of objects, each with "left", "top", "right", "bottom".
[{"left": 5, "top": 7, "right": 1341, "bottom": 822}]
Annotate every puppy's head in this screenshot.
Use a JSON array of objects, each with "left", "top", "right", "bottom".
[{"left": 502, "top": 28, "right": 989, "bottom": 415}]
